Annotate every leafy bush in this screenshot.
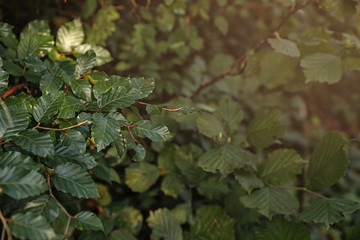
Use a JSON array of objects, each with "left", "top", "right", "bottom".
[{"left": 2, "top": 0, "right": 360, "bottom": 239}]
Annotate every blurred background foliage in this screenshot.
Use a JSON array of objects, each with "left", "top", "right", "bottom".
[{"left": 2, "top": 0, "right": 360, "bottom": 239}]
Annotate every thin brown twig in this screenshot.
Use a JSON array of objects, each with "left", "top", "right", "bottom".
[
  {"left": 46, "top": 174, "right": 72, "bottom": 240},
  {"left": 0, "top": 209, "right": 12, "bottom": 240},
  {"left": 0, "top": 139, "right": 11, "bottom": 146},
  {"left": 33, "top": 121, "right": 88, "bottom": 131},
  {"left": 119, "top": 122, "right": 139, "bottom": 144},
  {"left": 269, "top": 184, "right": 329, "bottom": 200},
  {"left": 190, "top": 0, "right": 319, "bottom": 99},
  {"left": 136, "top": 101, "right": 183, "bottom": 112}
]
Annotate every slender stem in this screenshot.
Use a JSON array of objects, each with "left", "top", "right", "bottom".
[
  {"left": 33, "top": 121, "right": 88, "bottom": 131},
  {"left": 46, "top": 174, "right": 72, "bottom": 239},
  {"left": 269, "top": 185, "right": 329, "bottom": 200},
  {"left": 136, "top": 101, "right": 183, "bottom": 112},
  {"left": 190, "top": 0, "right": 319, "bottom": 99},
  {"left": 1, "top": 226, "right": 5, "bottom": 240},
  {"left": 0, "top": 139, "right": 11, "bottom": 146},
  {"left": 0, "top": 209, "right": 12, "bottom": 240}
]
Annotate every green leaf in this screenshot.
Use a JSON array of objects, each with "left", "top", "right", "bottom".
[
  {"left": 58, "top": 96, "right": 83, "bottom": 118},
  {"left": 161, "top": 173, "right": 185, "bottom": 198},
  {"left": 92, "top": 113, "right": 120, "bottom": 151},
  {"left": 17, "top": 22, "right": 54, "bottom": 59},
  {"left": 45, "top": 145, "right": 96, "bottom": 169},
  {"left": 259, "top": 149, "right": 303, "bottom": 185},
  {"left": 147, "top": 208, "right": 183, "bottom": 240},
  {"left": 0, "top": 166, "right": 48, "bottom": 199},
  {"left": 82, "top": 0, "right": 98, "bottom": 17},
  {"left": 300, "top": 199, "right": 359, "bottom": 228},
  {"left": 176, "top": 105, "right": 198, "bottom": 115},
  {"left": 73, "top": 211, "right": 104, "bottom": 231},
  {"left": 75, "top": 44, "right": 113, "bottom": 66},
  {"left": 190, "top": 205, "right": 235, "bottom": 240},
  {"left": 198, "top": 145, "right": 256, "bottom": 175},
  {"left": 0, "top": 103, "right": 28, "bottom": 139},
  {"left": 97, "top": 86, "right": 139, "bottom": 111},
  {"left": 76, "top": 50, "right": 96, "bottom": 76},
  {"left": 214, "top": 15, "right": 229, "bottom": 35},
  {"left": 70, "top": 78, "right": 92, "bottom": 102},
  {"left": 306, "top": 131, "right": 349, "bottom": 190},
  {"left": 196, "top": 112, "right": 225, "bottom": 138},
  {"left": 146, "top": 105, "right": 163, "bottom": 115},
  {"left": 132, "top": 120, "right": 172, "bottom": 142},
  {"left": 13, "top": 129, "right": 54, "bottom": 157},
  {"left": 92, "top": 162, "right": 111, "bottom": 183},
  {"left": 246, "top": 108, "right": 286, "bottom": 149},
  {"left": 40, "top": 72, "right": 63, "bottom": 94},
  {"left": 33, "top": 91, "right": 65, "bottom": 122},
  {"left": 56, "top": 18, "right": 84, "bottom": 52},
  {"left": 23, "top": 56, "right": 46, "bottom": 72},
  {"left": 60, "top": 130, "right": 86, "bottom": 154},
  {"left": 255, "top": 217, "right": 310, "bottom": 240},
  {"left": 24, "top": 195, "right": 59, "bottom": 222},
  {"left": 268, "top": 38, "right": 300, "bottom": 58},
  {"left": 300, "top": 53, "right": 342, "bottom": 84},
  {"left": 108, "top": 229, "right": 137, "bottom": 240},
  {"left": 9, "top": 212, "right": 56, "bottom": 240},
  {"left": 52, "top": 162, "right": 100, "bottom": 198},
  {"left": 0, "top": 68, "right": 9, "bottom": 93},
  {"left": 240, "top": 187, "right": 299, "bottom": 219},
  {"left": 0, "top": 151, "right": 41, "bottom": 171},
  {"left": 129, "top": 77, "right": 155, "bottom": 98},
  {"left": 128, "top": 142, "right": 146, "bottom": 162},
  {"left": 125, "top": 162, "right": 160, "bottom": 192},
  {"left": 197, "top": 177, "right": 230, "bottom": 199},
  {"left": 234, "top": 171, "right": 264, "bottom": 194},
  {"left": 321, "top": 0, "right": 356, "bottom": 22}
]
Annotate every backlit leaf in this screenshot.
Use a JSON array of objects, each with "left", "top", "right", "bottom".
[
  {"left": 56, "top": 18, "right": 84, "bottom": 52},
  {"left": 268, "top": 38, "right": 300, "bottom": 58},
  {"left": 125, "top": 162, "right": 160, "bottom": 192},
  {"left": 161, "top": 173, "right": 185, "bottom": 198}
]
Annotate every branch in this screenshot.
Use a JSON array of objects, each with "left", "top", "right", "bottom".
[
  {"left": 190, "top": 0, "right": 319, "bottom": 99},
  {"left": 33, "top": 121, "right": 88, "bottom": 131},
  {"left": 46, "top": 174, "right": 74, "bottom": 240},
  {"left": 269, "top": 184, "right": 329, "bottom": 200},
  {"left": 0, "top": 84, "right": 25, "bottom": 99},
  {"left": 0, "top": 209, "right": 12, "bottom": 240},
  {"left": 136, "top": 101, "right": 183, "bottom": 112},
  {"left": 119, "top": 122, "right": 139, "bottom": 144}
]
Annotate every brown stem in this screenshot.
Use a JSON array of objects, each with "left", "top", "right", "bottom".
[
  {"left": 33, "top": 121, "right": 88, "bottom": 131},
  {"left": 0, "top": 84, "right": 25, "bottom": 99},
  {"left": 136, "top": 101, "right": 183, "bottom": 112},
  {"left": 0, "top": 209, "right": 12, "bottom": 240},
  {"left": 269, "top": 184, "right": 329, "bottom": 200},
  {"left": 190, "top": 0, "right": 319, "bottom": 99},
  {"left": 119, "top": 122, "right": 139, "bottom": 144}
]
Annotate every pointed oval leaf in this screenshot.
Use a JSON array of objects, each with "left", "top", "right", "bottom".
[
  {"left": 92, "top": 113, "right": 120, "bottom": 152},
  {"left": 58, "top": 96, "right": 83, "bottom": 119},
  {"left": 190, "top": 205, "right": 235, "bottom": 240},
  {"left": 33, "top": 91, "right": 65, "bottom": 122},
  {"left": 198, "top": 145, "right": 256, "bottom": 175},
  {"left": 132, "top": 120, "right": 172, "bottom": 142},
  {"left": 306, "top": 131, "right": 349, "bottom": 190},
  {"left": 234, "top": 171, "right": 264, "bottom": 194},
  {"left": 60, "top": 130, "right": 86, "bottom": 154},
  {"left": 70, "top": 78, "right": 92, "bottom": 102},
  {"left": 128, "top": 77, "right": 155, "bottom": 99},
  {"left": 17, "top": 30, "right": 54, "bottom": 59},
  {"left": 13, "top": 129, "right": 54, "bottom": 157},
  {"left": 73, "top": 211, "right": 104, "bottom": 231},
  {"left": 125, "top": 162, "right": 160, "bottom": 192},
  {"left": 0, "top": 103, "right": 28, "bottom": 139},
  {"left": 161, "top": 173, "right": 185, "bottom": 198},
  {"left": 259, "top": 149, "right": 303, "bottom": 185},
  {"left": 197, "top": 177, "right": 230, "bottom": 200},
  {"left": 52, "top": 162, "right": 100, "bottom": 198},
  {"left": 9, "top": 212, "right": 56, "bottom": 240},
  {"left": 300, "top": 199, "right": 359, "bottom": 228},
  {"left": 40, "top": 72, "right": 63, "bottom": 95},
  {"left": 0, "top": 151, "right": 41, "bottom": 171},
  {"left": 76, "top": 50, "right": 96, "bottom": 76},
  {"left": 147, "top": 208, "right": 183, "bottom": 240},
  {"left": 108, "top": 229, "right": 137, "bottom": 240},
  {"left": 246, "top": 108, "right": 286, "bottom": 149},
  {"left": 0, "top": 166, "right": 48, "bottom": 199},
  {"left": 240, "top": 187, "right": 299, "bottom": 219},
  {"left": 97, "top": 86, "right": 139, "bottom": 111},
  {"left": 255, "top": 217, "right": 310, "bottom": 240},
  {"left": 56, "top": 18, "right": 84, "bottom": 52},
  {"left": 268, "top": 38, "right": 300, "bottom": 58},
  {"left": 75, "top": 44, "right": 112, "bottom": 66},
  {"left": 24, "top": 195, "right": 59, "bottom": 222},
  {"left": 300, "top": 53, "right": 342, "bottom": 84}
]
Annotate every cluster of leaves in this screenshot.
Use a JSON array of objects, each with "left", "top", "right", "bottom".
[{"left": 2, "top": 0, "right": 360, "bottom": 239}]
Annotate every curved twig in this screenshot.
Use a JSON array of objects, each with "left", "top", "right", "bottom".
[
  {"left": 269, "top": 184, "right": 329, "bottom": 200},
  {"left": 190, "top": 0, "right": 319, "bottom": 99},
  {"left": 0, "top": 209, "right": 12, "bottom": 240},
  {"left": 33, "top": 121, "right": 88, "bottom": 131}
]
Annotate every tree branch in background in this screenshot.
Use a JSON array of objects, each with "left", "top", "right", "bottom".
[
  {"left": 269, "top": 184, "right": 329, "bottom": 200},
  {"left": 190, "top": 0, "right": 319, "bottom": 99},
  {"left": 0, "top": 209, "right": 12, "bottom": 240}
]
